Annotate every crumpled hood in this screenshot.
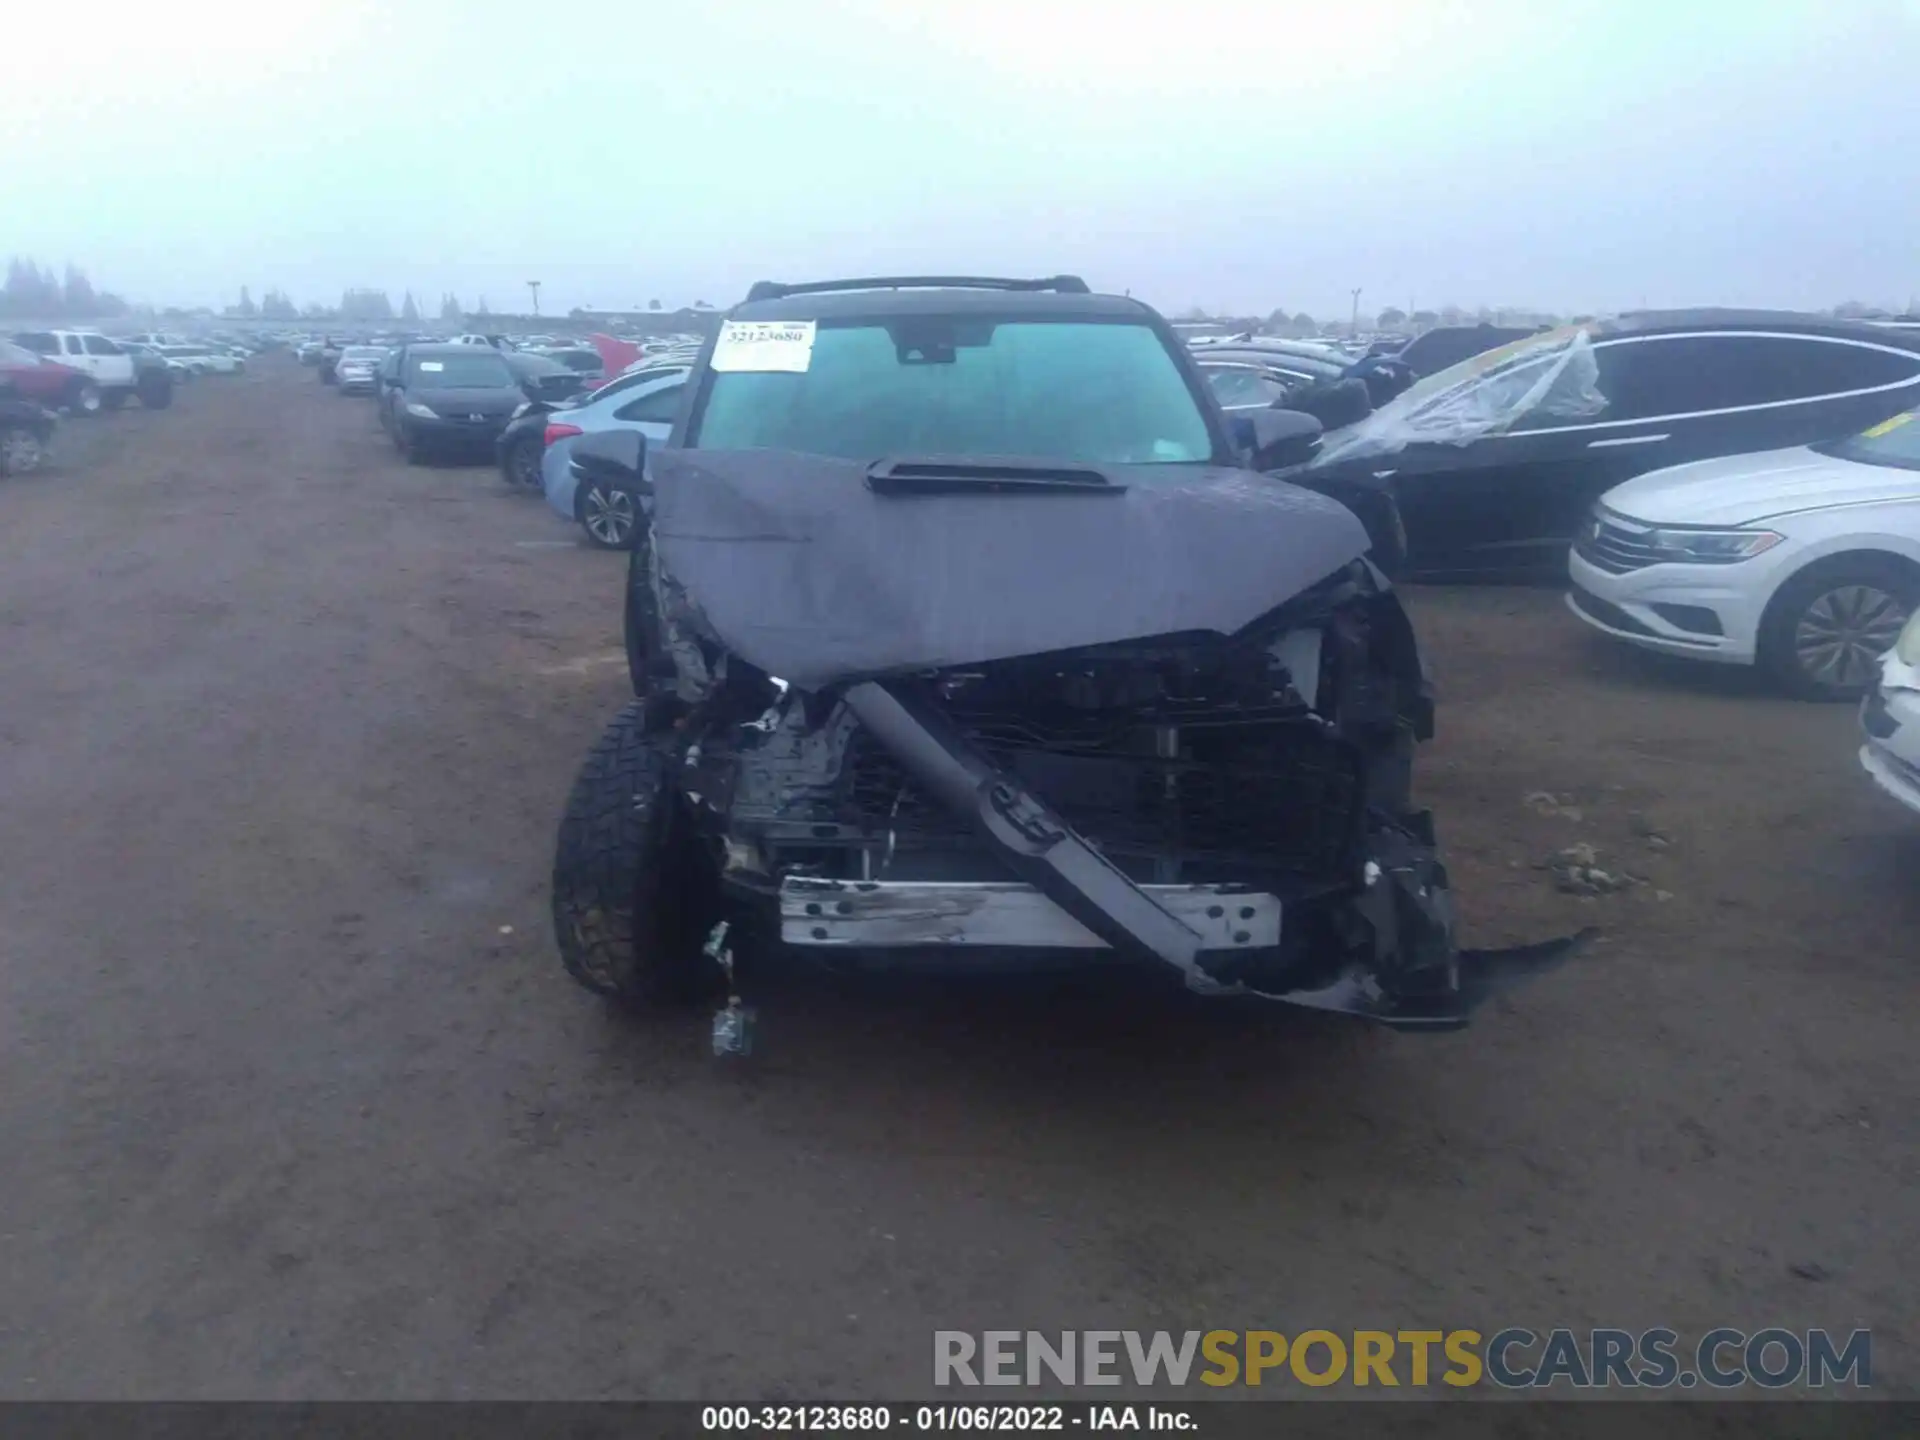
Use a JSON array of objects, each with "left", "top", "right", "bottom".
[
  {"left": 650, "top": 449, "right": 1372, "bottom": 690},
  {"left": 1601, "top": 446, "right": 1920, "bottom": 526}
]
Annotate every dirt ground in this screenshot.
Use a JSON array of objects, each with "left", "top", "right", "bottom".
[{"left": 1, "top": 361, "right": 1914, "bottom": 1402}]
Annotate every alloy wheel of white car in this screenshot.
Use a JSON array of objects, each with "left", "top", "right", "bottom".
[{"left": 1792, "top": 584, "right": 1911, "bottom": 693}]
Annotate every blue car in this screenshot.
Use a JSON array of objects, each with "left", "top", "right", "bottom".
[{"left": 542, "top": 366, "right": 689, "bottom": 548}]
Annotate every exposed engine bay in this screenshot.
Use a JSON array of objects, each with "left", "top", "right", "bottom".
[{"left": 619, "top": 445, "right": 1581, "bottom": 1026}]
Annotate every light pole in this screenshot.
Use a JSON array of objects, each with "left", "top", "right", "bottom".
[
  {"left": 1350, "top": 287, "right": 1363, "bottom": 336},
  {"left": 527, "top": 280, "right": 542, "bottom": 317}
]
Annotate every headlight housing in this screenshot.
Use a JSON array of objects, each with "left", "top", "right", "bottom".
[
  {"left": 404, "top": 401, "right": 438, "bottom": 419},
  {"left": 1645, "top": 528, "right": 1785, "bottom": 564},
  {"left": 1896, "top": 606, "right": 1920, "bottom": 667}
]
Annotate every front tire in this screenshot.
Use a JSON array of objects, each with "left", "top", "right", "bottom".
[
  {"left": 1758, "top": 555, "right": 1918, "bottom": 700},
  {"left": 551, "top": 701, "right": 722, "bottom": 1008},
  {"left": 70, "top": 382, "right": 103, "bottom": 417}
]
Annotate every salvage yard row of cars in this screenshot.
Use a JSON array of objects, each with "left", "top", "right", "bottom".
[
  {"left": 0, "top": 327, "right": 267, "bottom": 476},
  {"left": 1181, "top": 312, "right": 1920, "bottom": 704},
  {"left": 321, "top": 328, "right": 703, "bottom": 547}
]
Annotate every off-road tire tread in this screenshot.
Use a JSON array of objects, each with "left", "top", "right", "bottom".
[{"left": 551, "top": 701, "right": 718, "bottom": 1007}]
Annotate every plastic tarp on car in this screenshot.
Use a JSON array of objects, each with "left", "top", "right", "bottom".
[
  {"left": 647, "top": 450, "right": 1372, "bottom": 690},
  {"left": 1309, "top": 324, "right": 1608, "bottom": 468}
]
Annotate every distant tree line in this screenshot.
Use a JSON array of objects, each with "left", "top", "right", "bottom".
[{"left": 0, "top": 258, "right": 129, "bottom": 319}]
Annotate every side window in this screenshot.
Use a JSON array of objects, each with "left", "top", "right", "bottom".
[
  {"left": 83, "top": 334, "right": 121, "bottom": 355},
  {"left": 1733, "top": 335, "right": 1919, "bottom": 402},
  {"left": 616, "top": 382, "right": 685, "bottom": 423},
  {"left": 1203, "top": 367, "right": 1287, "bottom": 408},
  {"left": 62, "top": 334, "right": 86, "bottom": 355},
  {"left": 1591, "top": 334, "right": 1920, "bottom": 424},
  {"left": 1586, "top": 337, "right": 1717, "bottom": 421}
]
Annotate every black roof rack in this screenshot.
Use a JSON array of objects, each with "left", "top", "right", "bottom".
[{"left": 744, "top": 275, "right": 1091, "bottom": 303}]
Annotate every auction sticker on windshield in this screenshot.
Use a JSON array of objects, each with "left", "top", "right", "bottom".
[{"left": 712, "top": 320, "right": 816, "bottom": 374}]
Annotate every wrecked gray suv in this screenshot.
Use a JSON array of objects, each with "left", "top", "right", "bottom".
[{"left": 550, "top": 275, "right": 1576, "bottom": 1037}]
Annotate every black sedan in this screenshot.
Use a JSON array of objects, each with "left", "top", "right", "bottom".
[
  {"left": 377, "top": 345, "right": 531, "bottom": 464},
  {"left": 1286, "top": 309, "right": 1920, "bottom": 581}
]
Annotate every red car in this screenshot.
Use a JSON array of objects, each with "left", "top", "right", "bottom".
[{"left": 0, "top": 340, "right": 98, "bottom": 413}]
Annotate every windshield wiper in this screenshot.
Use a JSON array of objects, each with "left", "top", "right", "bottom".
[{"left": 865, "top": 458, "right": 1126, "bottom": 496}]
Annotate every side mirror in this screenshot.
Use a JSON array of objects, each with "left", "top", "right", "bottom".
[
  {"left": 1234, "top": 408, "right": 1323, "bottom": 471},
  {"left": 570, "top": 427, "right": 649, "bottom": 489}
]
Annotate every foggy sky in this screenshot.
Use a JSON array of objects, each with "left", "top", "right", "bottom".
[{"left": 7, "top": 0, "right": 1920, "bottom": 320}]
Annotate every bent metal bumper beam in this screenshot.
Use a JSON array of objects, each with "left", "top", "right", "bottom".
[
  {"left": 841, "top": 680, "right": 1586, "bottom": 1024},
  {"left": 781, "top": 879, "right": 1282, "bottom": 951},
  {"left": 842, "top": 681, "right": 1226, "bottom": 990}
]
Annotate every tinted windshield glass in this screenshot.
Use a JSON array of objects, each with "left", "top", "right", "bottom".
[
  {"left": 409, "top": 354, "right": 513, "bottom": 387},
  {"left": 692, "top": 319, "right": 1212, "bottom": 464},
  {"left": 1818, "top": 408, "right": 1920, "bottom": 468}
]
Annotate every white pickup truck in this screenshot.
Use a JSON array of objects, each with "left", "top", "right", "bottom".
[{"left": 12, "top": 330, "right": 139, "bottom": 409}]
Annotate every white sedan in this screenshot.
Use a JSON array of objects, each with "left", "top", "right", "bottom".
[
  {"left": 1566, "top": 409, "right": 1920, "bottom": 698},
  {"left": 1860, "top": 612, "right": 1920, "bottom": 816},
  {"left": 158, "top": 344, "right": 244, "bottom": 375}
]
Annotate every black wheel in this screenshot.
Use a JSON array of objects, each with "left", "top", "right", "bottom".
[
  {"left": 501, "top": 434, "right": 544, "bottom": 491},
  {"left": 578, "top": 480, "right": 639, "bottom": 549},
  {"left": 70, "top": 381, "right": 103, "bottom": 417},
  {"left": 0, "top": 424, "right": 47, "bottom": 476},
  {"left": 1758, "top": 555, "right": 1918, "bottom": 700},
  {"left": 137, "top": 374, "right": 173, "bottom": 409},
  {"left": 551, "top": 701, "right": 723, "bottom": 1008}
]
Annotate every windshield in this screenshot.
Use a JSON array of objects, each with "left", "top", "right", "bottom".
[
  {"left": 690, "top": 319, "right": 1213, "bottom": 464},
  {"left": 341, "top": 347, "right": 385, "bottom": 361},
  {"left": 409, "top": 354, "right": 514, "bottom": 388},
  {"left": 1816, "top": 407, "right": 1920, "bottom": 469}
]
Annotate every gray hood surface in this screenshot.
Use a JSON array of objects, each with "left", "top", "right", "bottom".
[{"left": 650, "top": 450, "right": 1372, "bottom": 690}]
